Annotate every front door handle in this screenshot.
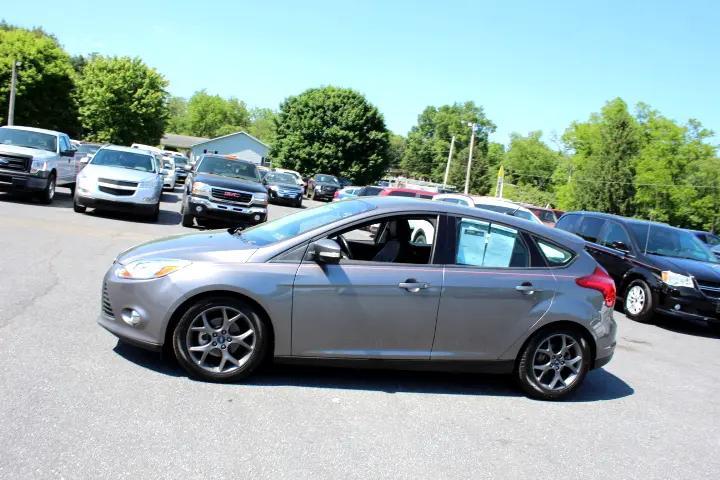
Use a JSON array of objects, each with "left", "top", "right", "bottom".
[
  {"left": 515, "top": 282, "right": 542, "bottom": 294},
  {"left": 398, "top": 280, "right": 430, "bottom": 293}
]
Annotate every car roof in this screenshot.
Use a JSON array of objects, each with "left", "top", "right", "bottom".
[
  {"left": 101, "top": 144, "right": 154, "bottom": 156},
  {"left": 0, "top": 125, "right": 63, "bottom": 136},
  {"left": 200, "top": 154, "right": 254, "bottom": 164},
  {"left": 357, "top": 196, "right": 586, "bottom": 251}
]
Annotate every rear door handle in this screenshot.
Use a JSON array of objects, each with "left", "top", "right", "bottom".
[
  {"left": 398, "top": 281, "right": 430, "bottom": 292},
  {"left": 515, "top": 282, "right": 542, "bottom": 294}
]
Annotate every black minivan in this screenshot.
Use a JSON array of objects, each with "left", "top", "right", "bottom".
[{"left": 557, "top": 212, "right": 720, "bottom": 331}]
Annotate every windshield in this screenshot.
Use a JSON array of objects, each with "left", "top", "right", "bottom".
[
  {"left": 705, "top": 234, "right": 720, "bottom": 247},
  {"left": 358, "top": 186, "right": 383, "bottom": 196},
  {"left": 476, "top": 203, "right": 535, "bottom": 222},
  {"left": 630, "top": 223, "right": 716, "bottom": 262},
  {"left": 90, "top": 149, "right": 156, "bottom": 172},
  {"left": 266, "top": 172, "right": 296, "bottom": 184},
  {"left": 197, "top": 156, "right": 259, "bottom": 181},
  {"left": 237, "top": 199, "right": 375, "bottom": 246},
  {"left": 316, "top": 175, "right": 340, "bottom": 185},
  {"left": 173, "top": 157, "right": 188, "bottom": 166},
  {"left": 163, "top": 159, "right": 174, "bottom": 169},
  {"left": 0, "top": 128, "right": 57, "bottom": 153},
  {"left": 77, "top": 144, "right": 100, "bottom": 155}
]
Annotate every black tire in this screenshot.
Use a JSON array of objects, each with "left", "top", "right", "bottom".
[
  {"left": 40, "top": 173, "right": 56, "bottom": 204},
  {"left": 148, "top": 202, "right": 160, "bottom": 222},
  {"left": 181, "top": 205, "right": 194, "bottom": 227},
  {"left": 173, "top": 296, "right": 268, "bottom": 382},
  {"left": 73, "top": 197, "right": 86, "bottom": 213},
  {"left": 295, "top": 198, "right": 302, "bottom": 208},
  {"left": 516, "top": 327, "right": 591, "bottom": 401},
  {"left": 623, "top": 279, "right": 654, "bottom": 323},
  {"left": 68, "top": 183, "right": 76, "bottom": 195}
]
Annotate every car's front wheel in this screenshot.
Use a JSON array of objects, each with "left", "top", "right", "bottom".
[
  {"left": 624, "top": 279, "right": 654, "bottom": 323},
  {"left": 73, "top": 197, "right": 86, "bottom": 213},
  {"left": 40, "top": 173, "right": 56, "bottom": 204},
  {"left": 516, "top": 327, "right": 591, "bottom": 400},
  {"left": 173, "top": 297, "right": 268, "bottom": 382}
]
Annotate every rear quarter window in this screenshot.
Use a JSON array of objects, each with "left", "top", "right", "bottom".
[{"left": 535, "top": 238, "right": 575, "bottom": 266}]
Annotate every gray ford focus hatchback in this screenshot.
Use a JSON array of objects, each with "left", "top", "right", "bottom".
[{"left": 99, "top": 197, "right": 617, "bottom": 400}]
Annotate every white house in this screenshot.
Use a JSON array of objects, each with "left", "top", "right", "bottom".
[{"left": 189, "top": 131, "right": 269, "bottom": 165}]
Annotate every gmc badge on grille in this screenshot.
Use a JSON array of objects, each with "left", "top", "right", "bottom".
[{"left": 224, "top": 192, "right": 241, "bottom": 198}]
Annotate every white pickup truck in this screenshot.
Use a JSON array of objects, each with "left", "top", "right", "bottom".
[{"left": 0, "top": 125, "right": 77, "bottom": 204}]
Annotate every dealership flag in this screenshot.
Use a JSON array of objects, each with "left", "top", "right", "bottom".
[{"left": 495, "top": 165, "right": 505, "bottom": 198}]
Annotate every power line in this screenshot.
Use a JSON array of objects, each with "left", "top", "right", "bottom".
[{"left": 504, "top": 169, "right": 720, "bottom": 190}]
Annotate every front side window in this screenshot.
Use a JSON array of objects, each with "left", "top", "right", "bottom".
[
  {"left": 599, "top": 222, "right": 632, "bottom": 251},
  {"left": 556, "top": 213, "right": 581, "bottom": 233},
  {"left": 455, "top": 219, "right": 529, "bottom": 268},
  {"left": 315, "top": 174, "right": 340, "bottom": 185},
  {"left": 90, "top": 149, "right": 155, "bottom": 172}
]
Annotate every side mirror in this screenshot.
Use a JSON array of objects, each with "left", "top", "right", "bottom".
[
  {"left": 61, "top": 149, "right": 75, "bottom": 157},
  {"left": 312, "top": 239, "right": 342, "bottom": 263},
  {"left": 80, "top": 157, "right": 90, "bottom": 164}
]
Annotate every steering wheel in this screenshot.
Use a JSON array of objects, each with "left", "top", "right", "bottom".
[{"left": 337, "top": 235, "right": 353, "bottom": 259}]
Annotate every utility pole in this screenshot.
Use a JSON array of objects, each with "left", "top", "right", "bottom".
[
  {"left": 464, "top": 123, "right": 476, "bottom": 194},
  {"left": 7, "top": 60, "right": 20, "bottom": 126},
  {"left": 442, "top": 135, "right": 455, "bottom": 189}
]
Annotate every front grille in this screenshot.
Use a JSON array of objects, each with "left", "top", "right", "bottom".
[
  {"left": 98, "top": 178, "right": 138, "bottom": 187},
  {"left": 99, "top": 186, "right": 134, "bottom": 196},
  {"left": 211, "top": 188, "right": 253, "bottom": 204},
  {"left": 698, "top": 281, "right": 720, "bottom": 299},
  {"left": 322, "top": 185, "right": 336, "bottom": 191},
  {"left": 102, "top": 283, "right": 114, "bottom": 317},
  {"left": 0, "top": 154, "right": 30, "bottom": 172},
  {"left": 279, "top": 188, "right": 301, "bottom": 195}
]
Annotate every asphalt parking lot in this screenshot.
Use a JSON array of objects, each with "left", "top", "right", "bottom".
[{"left": 1, "top": 187, "right": 719, "bottom": 479}]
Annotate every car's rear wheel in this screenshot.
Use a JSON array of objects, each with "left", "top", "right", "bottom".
[
  {"left": 516, "top": 328, "right": 590, "bottom": 400},
  {"left": 624, "top": 279, "right": 653, "bottom": 323},
  {"left": 173, "top": 297, "right": 267, "bottom": 382},
  {"left": 148, "top": 202, "right": 160, "bottom": 222}
]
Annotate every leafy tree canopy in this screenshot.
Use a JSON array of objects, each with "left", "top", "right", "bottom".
[
  {"left": 0, "top": 25, "right": 79, "bottom": 135},
  {"left": 184, "top": 90, "right": 250, "bottom": 138},
  {"left": 75, "top": 56, "right": 168, "bottom": 145},
  {"left": 272, "top": 86, "right": 390, "bottom": 184}
]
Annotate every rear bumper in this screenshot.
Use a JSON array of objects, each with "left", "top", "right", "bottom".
[
  {"left": 187, "top": 195, "right": 267, "bottom": 225},
  {"left": 0, "top": 170, "right": 49, "bottom": 193}
]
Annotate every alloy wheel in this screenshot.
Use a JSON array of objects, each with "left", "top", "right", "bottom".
[
  {"left": 185, "top": 306, "right": 256, "bottom": 374},
  {"left": 532, "top": 333, "right": 583, "bottom": 391},
  {"left": 626, "top": 285, "right": 645, "bottom": 315}
]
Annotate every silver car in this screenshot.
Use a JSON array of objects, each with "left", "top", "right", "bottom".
[
  {"left": 75, "top": 145, "right": 164, "bottom": 220},
  {"left": 99, "top": 197, "right": 617, "bottom": 400}
]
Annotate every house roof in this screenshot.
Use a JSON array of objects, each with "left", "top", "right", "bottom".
[
  {"left": 161, "top": 133, "right": 209, "bottom": 149},
  {"left": 190, "top": 131, "right": 269, "bottom": 150}
]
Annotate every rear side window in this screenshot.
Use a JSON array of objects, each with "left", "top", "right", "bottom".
[
  {"left": 576, "top": 217, "right": 605, "bottom": 243},
  {"left": 455, "top": 219, "right": 529, "bottom": 268},
  {"left": 556, "top": 214, "right": 581, "bottom": 233},
  {"left": 535, "top": 239, "right": 574, "bottom": 266}
]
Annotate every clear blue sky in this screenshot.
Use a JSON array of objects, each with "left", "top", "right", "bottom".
[{"left": 4, "top": 0, "right": 719, "bottom": 144}]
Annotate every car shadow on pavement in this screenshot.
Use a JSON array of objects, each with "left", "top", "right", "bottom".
[
  {"left": 0, "top": 189, "right": 74, "bottom": 208},
  {"left": 113, "top": 341, "right": 633, "bottom": 401},
  {"left": 87, "top": 207, "right": 182, "bottom": 225},
  {"left": 652, "top": 315, "right": 720, "bottom": 339},
  {"left": 161, "top": 192, "right": 181, "bottom": 204}
]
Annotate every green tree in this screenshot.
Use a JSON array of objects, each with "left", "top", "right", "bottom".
[
  {"left": 246, "top": 107, "right": 278, "bottom": 144},
  {"left": 76, "top": 56, "right": 168, "bottom": 145},
  {"left": 166, "top": 96, "right": 189, "bottom": 134},
  {"left": 402, "top": 102, "right": 495, "bottom": 192},
  {"left": 387, "top": 133, "right": 406, "bottom": 169},
  {"left": 185, "top": 90, "right": 250, "bottom": 138},
  {"left": 562, "top": 98, "right": 640, "bottom": 215},
  {"left": 0, "top": 26, "right": 79, "bottom": 135},
  {"left": 504, "top": 131, "right": 561, "bottom": 190},
  {"left": 272, "top": 86, "right": 389, "bottom": 184}
]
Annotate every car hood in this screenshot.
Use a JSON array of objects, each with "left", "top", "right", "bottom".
[
  {"left": 268, "top": 181, "right": 302, "bottom": 190},
  {"left": 117, "top": 230, "right": 258, "bottom": 264},
  {"left": 194, "top": 173, "right": 265, "bottom": 193},
  {"left": 82, "top": 165, "right": 159, "bottom": 183},
  {"left": 0, "top": 145, "right": 55, "bottom": 158},
  {"left": 645, "top": 254, "right": 720, "bottom": 282}
]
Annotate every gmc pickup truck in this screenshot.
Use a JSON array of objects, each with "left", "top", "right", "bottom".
[{"left": 0, "top": 126, "right": 77, "bottom": 204}]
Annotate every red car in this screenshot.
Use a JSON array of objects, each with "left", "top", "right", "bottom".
[{"left": 378, "top": 187, "right": 435, "bottom": 199}]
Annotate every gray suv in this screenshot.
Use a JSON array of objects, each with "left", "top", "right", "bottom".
[{"left": 99, "top": 197, "right": 617, "bottom": 400}]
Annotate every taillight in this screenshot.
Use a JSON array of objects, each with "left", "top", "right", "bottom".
[
  {"left": 334, "top": 190, "right": 339, "bottom": 198},
  {"left": 576, "top": 266, "right": 616, "bottom": 307}
]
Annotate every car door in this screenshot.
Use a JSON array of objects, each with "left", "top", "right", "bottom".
[
  {"left": 56, "top": 135, "right": 72, "bottom": 184},
  {"left": 591, "top": 220, "right": 635, "bottom": 286},
  {"left": 291, "top": 214, "right": 445, "bottom": 359},
  {"left": 432, "top": 215, "right": 557, "bottom": 361}
]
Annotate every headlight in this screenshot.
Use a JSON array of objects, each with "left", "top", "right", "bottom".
[
  {"left": 116, "top": 259, "right": 191, "bottom": 280},
  {"left": 268, "top": 185, "right": 278, "bottom": 191},
  {"left": 30, "top": 159, "right": 48, "bottom": 174},
  {"left": 192, "top": 181, "right": 211, "bottom": 196},
  {"left": 661, "top": 271, "right": 694, "bottom": 288},
  {"left": 254, "top": 192, "right": 268, "bottom": 203}
]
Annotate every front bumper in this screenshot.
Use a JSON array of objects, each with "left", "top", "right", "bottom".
[
  {"left": 175, "top": 172, "right": 188, "bottom": 183},
  {"left": 0, "top": 169, "right": 50, "bottom": 193},
  {"left": 187, "top": 195, "right": 267, "bottom": 225},
  {"left": 77, "top": 195, "right": 157, "bottom": 215},
  {"left": 77, "top": 180, "right": 160, "bottom": 206},
  {"left": 313, "top": 189, "right": 337, "bottom": 200},
  {"left": 654, "top": 285, "right": 720, "bottom": 326},
  {"left": 268, "top": 189, "right": 303, "bottom": 204}
]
